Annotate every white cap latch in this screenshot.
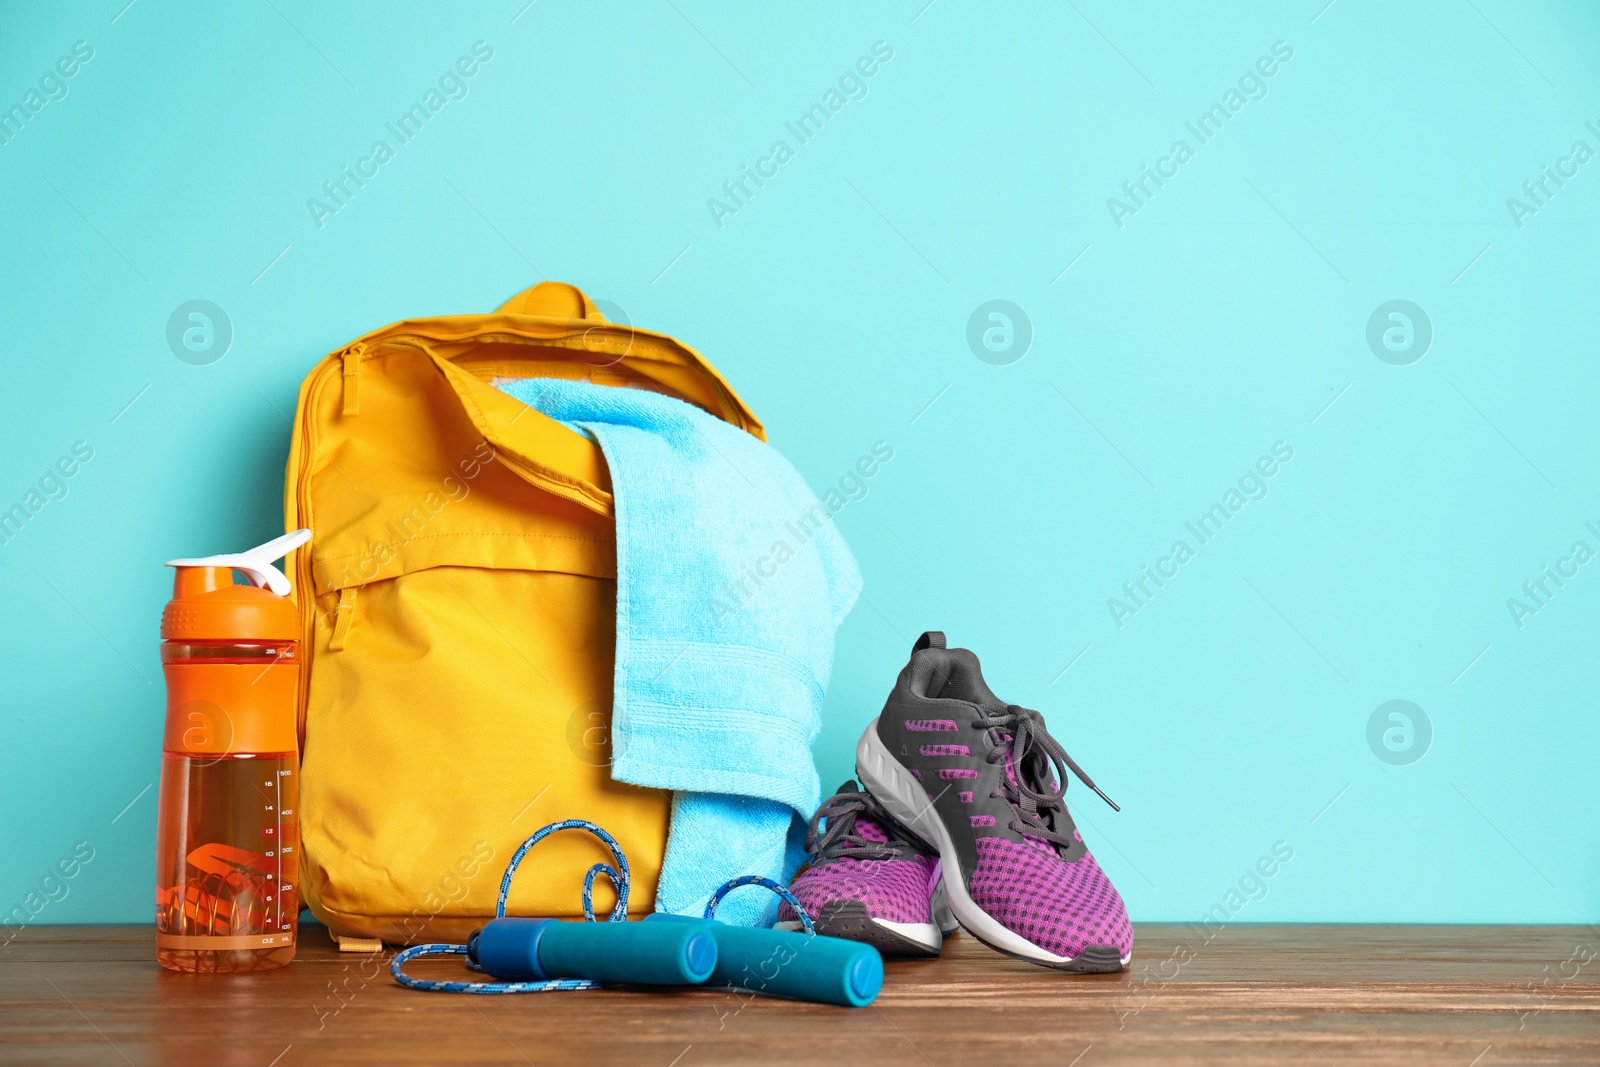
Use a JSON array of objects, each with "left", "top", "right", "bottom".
[{"left": 166, "top": 528, "right": 312, "bottom": 597}]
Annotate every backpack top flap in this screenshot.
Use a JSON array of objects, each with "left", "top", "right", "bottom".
[
  {"left": 283, "top": 281, "right": 763, "bottom": 732},
  {"left": 286, "top": 282, "right": 762, "bottom": 580}
]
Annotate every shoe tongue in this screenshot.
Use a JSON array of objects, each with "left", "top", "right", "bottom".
[
  {"left": 827, "top": 780, "right": 892, "bottom": 850},
  {"left": 1000, "top": 731, "right": 1079, "bottom": 858}
]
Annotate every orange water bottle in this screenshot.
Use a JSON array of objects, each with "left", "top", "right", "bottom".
[{"left": 155, "top": 529, "right": 310, "bottom": 973}]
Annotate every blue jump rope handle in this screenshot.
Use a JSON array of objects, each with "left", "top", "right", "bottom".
[
  {"left": 645, "top": 914, "right": 883, "bottom": 1008},
  {"left": 471, "top": 917, "right": 717, "bottom": 986}
]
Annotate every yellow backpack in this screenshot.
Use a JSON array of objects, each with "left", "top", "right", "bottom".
[{"left": 283, "top": 281, "right": 764, "bottom": 945}]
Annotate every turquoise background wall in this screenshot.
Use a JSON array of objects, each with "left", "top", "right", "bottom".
[{"left": 3, "top": 0, "right": 1596, "bottom": 928}]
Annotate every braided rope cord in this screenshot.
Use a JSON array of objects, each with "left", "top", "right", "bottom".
[
  {"left": 390, "top": 821, "right": 815, "bottom": 994},
  {"left": 390, "top": 819, "right": 628, "bottom": 994}
]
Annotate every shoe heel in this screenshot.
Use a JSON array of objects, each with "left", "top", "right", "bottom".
[{"left": 854, "top": 717, "right": 939, "bottom": 845}]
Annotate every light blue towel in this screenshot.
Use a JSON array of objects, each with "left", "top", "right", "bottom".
[{"left": 497, "top": 378, "right": 860, "bottom": 925}]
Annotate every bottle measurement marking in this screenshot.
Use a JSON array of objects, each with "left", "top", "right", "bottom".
[
  {"left": 278, "top": 770, "right": 283, "bottom": 931},
  {"left": 261, "top": 769, "right": 293, "bottom": 932},
  {"left": 271, "top": 769, "right": 285, "bottom": 932},
  {"left": 281, "top": 768, "right": 293, "bottom": 931}
]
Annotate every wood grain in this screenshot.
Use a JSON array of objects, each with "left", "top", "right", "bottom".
[{"left": 2, "top": 924, "right": 1597, "bottom": 1066}]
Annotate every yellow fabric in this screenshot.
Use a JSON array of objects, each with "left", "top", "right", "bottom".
[{"left": 283, "top": 282, "right": 764, "bottom": 944}]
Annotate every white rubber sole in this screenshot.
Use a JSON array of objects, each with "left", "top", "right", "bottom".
[
  {"left": 775, "top": 916, "right": 942, "bottom": 953},
  {"left": 857, "top": 717, "right": 1132, "bottom": 969}
]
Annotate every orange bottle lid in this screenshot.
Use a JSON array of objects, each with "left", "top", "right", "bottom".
[{"left": 161, "top": 568, "right": 299, "bottom": 641}]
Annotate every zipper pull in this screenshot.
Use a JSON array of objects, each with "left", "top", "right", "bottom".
[
  {"left": 341, "top": 343, "right": 365, "bottom": 416},
  {"left": 328, "top": 588, "right": 357, "bottom": 651}
]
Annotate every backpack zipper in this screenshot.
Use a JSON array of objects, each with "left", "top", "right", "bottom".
[{"left": 341, "top": 343, "right": 365, "bottom": 416}]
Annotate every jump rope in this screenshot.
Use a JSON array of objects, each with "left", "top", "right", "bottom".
[{"left": 387, "top": 819, "right": 881, "bottom": 1006}]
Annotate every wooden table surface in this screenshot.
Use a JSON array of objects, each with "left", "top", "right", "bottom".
[{"left": 3, "top": 923, "right": 1597, "bottom": 1066}]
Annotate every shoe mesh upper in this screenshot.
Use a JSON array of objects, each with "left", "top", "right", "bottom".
[
  {"left": 968, "top": 835, "right": 1132, "bottom": 958},
  {"left": 779, "top": 812, "right": 937, "bottom": 925}
]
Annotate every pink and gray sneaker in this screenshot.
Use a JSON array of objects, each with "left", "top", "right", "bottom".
[
  {"left": 855, "top": 631, "right": 1133, "bottom": 972},
  {"left": 775, "top": 781, "right": 957, "bottom": 957}
]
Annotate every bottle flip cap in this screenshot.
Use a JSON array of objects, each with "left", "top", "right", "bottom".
[
  {"left": 167, "top": 529, "right": 310, "bottom": 596},
  {"left": 162, "top": 529, "right": 311, "bottom": 642}
]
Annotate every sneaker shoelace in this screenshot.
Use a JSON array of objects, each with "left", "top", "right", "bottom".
[
  {"left": 976, "top": 704, "right": 1118, "bottom": 851},
  {"left": 806, "top": 789, "right": 920, "bottom": 863}
]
